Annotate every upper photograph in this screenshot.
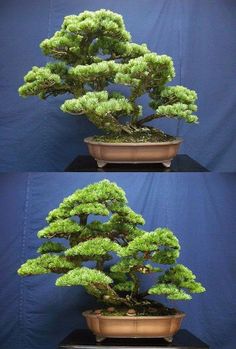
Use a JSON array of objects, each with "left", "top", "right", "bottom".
[{"left": 0, "top": 0, "right": 235, "bottom": 172}]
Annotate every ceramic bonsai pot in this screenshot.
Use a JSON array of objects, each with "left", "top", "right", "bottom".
[
  {"left": 83, "top": 310, "right": 185, "bottom": 342},
  {"left": 84, "top": 137, "right": 183, "bottom": 168}
]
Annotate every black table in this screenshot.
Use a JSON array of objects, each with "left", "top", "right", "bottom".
[
  {"left": 59, "top": 329, "right": 209, "bottom": 348},
  {"left": 65, "top": 155, "right": 208, "bottom": 172}
]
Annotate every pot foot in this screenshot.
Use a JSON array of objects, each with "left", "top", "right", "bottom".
[
  {"left": 162, "top": 160, "right": 171, "bottom": 168},
  {"left": 164, "top": 336, "right": 173, "bottom": 343},
  {"left": 96, "top": 160, "right": 107, "bottom": 168},
  {"left": 96, "top": 335, "right": 106, "bottom": 343}
]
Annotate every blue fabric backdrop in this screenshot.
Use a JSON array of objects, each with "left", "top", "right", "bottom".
[
  {"left": 0, "top": 0, "right": 236, "bottom": 171},
  {"left": 0, "top": 173, "right": 236, "bottom": 349}
]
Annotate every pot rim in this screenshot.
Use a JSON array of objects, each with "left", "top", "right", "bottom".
[
  {"left": 82, "top": 309, "right": 186, "bottom": 320},
  {"left": 84, "top": 136, "right": 183, "bottom": 146}
]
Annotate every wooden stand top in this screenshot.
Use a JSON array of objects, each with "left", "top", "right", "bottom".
[
  {"left": 65, "top": 155, "right": 208, "bottom": 172},
  {"left": 59, "top": 329, "right": 209, "bottom": 349}
]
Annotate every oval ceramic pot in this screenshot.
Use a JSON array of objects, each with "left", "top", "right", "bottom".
[
  {"left": 84, "top": 137, "right": 182, "bottom": 168},
  {"left": 83, "top": 310, "right": 185, "bottom": 343}
]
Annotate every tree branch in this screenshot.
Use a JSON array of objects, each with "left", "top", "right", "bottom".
[
  {"left": 136, "top": 113, "right": 165, "bottom": 126},
  {"left": 80, "top": 214, "right": 88, "bottom": 226},
  {"left": 138, "top": 290, "right": 149, "bottom": 299},
  {"left": 130, "top": 272, "right": 140, "bottom": 296},
  {"left": 66, "top": 111, "right": 85, "bottom": 116}
]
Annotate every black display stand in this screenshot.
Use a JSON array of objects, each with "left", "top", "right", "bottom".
[
  {"left": 65, "top": 155, "right": 208, "bottom": 172},
  {"left": 58, "top": 329, "right": 209, "bottom": 348}
]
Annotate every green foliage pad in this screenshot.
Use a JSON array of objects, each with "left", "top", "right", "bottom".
[
  {"left": 18, "top": 9, "right": 198, "bottom": 141},
  {"left": 18, "top": 179, "right": 205, "bottom": 310}
]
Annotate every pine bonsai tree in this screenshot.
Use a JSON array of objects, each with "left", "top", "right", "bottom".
[
  {"left": 18, "top": 179, "right": 205, "bottom": 315},
  {"left": 18, "top": 9, "right": 198, "bottom": 143}
]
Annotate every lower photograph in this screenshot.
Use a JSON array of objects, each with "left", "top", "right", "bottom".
[{"left": 0, "top": 173, "right": 235, "bottom": 349}]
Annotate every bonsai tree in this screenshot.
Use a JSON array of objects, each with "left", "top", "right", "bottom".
[
  {"left": 18, "top": 179, "right": 205, "bottom": 315},
  {"left": 18, "top": 9, "right": 198, "bottom": 143}
]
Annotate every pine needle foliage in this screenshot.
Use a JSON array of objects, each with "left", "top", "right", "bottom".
[
  {"left": 18, "top": 10, "right": 198, "bottom": 142},
  {"left": 18, "top": 180, "right": 205, "bottom": 308}
]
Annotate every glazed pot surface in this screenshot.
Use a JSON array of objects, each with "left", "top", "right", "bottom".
[
  {"left": 84, "top": 137, "right": 183, "bottom": 168},
  {"left": 83, "top": 310, "right": 185, "bottom": 340}
]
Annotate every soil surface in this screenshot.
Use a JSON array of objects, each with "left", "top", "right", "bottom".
[
  {"left": 93, "top": 128, "right": 175, "bottom": 143},
  {"left": 92, "top": 304, "right": 178, "bottom": 317}
]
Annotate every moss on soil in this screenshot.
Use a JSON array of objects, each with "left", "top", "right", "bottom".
[{"left": 93, "top": 128, "right": 175, "bottom": 143}]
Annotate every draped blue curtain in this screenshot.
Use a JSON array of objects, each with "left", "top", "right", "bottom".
[
  {"left": 0, "top": 172, "right": 236, "bottom": 349},
  {"left": 0, "top": 0, "right": 236, "bottom": 171}
]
